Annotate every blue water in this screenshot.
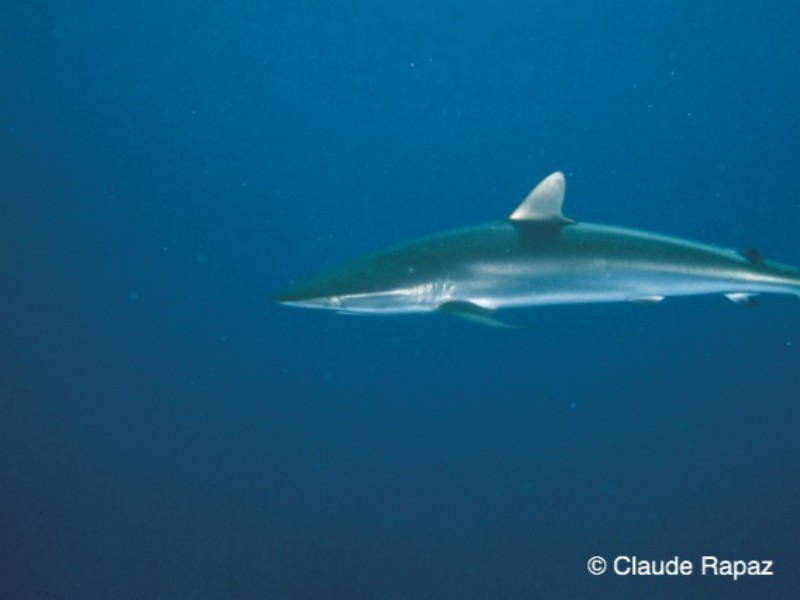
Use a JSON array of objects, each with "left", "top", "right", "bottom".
[{"left": 3, "top": 2, "right": 800, "bottom": 598}]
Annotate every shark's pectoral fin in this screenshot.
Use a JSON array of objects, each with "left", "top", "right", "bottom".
[
  {"left": 629, "top": 295, "right": 665, "bottom": 306},
  {"left": 725, "top": 292, "right": 759, "bottom": 307},
  {"left": 509, "top": 172, "right": 574, "bottom": 225},
  {"left": 438, "top": 301, "right": 515, "bottom": 328}
]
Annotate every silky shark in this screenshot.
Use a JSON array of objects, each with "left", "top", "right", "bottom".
[{"left": 274, "top": 172, "right": 800, "bottom": 327}]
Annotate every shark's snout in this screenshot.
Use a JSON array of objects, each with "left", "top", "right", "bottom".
[
  {"left": 272, "top": 272, "right": 352, "bottom": 310},
  {"left": 273, "top": 257, "right": 380, "bottom": 309},
  {"left": 273, "top": 262, "right": 435, "bottom": 314},
  {"left": 273, "top": 283, "right": 329, "bottom": 306}
]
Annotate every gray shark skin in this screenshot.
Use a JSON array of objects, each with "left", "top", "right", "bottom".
[{"left": 274, "top": 172, "right": 800, "bottom": 326}]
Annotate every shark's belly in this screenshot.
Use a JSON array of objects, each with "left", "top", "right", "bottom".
[{"left": 453, "top": 253, "right": 755, "bottom": 309}]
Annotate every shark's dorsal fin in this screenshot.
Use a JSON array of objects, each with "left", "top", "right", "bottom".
[{"left": 509, "top": 171, "right": 573, "bottom": 224}]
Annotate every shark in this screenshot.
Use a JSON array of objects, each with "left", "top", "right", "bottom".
[{"left": 273, "top": 172, "right": 800, "bottom": 327}]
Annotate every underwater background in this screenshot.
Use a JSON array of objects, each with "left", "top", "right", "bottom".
[{"left": 2, "top": 1, "right": 800, "bottom": 598}]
